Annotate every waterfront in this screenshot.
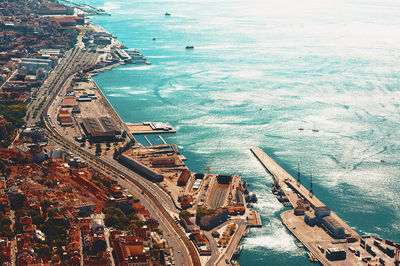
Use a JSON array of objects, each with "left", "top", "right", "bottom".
[{"left": 85, "top": 0, "right": 400, "bottom": 264}]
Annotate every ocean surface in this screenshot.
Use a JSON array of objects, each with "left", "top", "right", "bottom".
[{"left": 84, "top": 0, "right": 400, "bottom": 264}]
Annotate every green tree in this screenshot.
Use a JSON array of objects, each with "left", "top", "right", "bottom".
[{"left": 179, "top": 210, "right": 193, "bottom": 218}]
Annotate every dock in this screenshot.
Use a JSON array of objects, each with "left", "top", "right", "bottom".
[
  {"left": 158, "top": 135, "right": 167, "bottom": 145},
  {"left": 125, "top": 122, "right": 176, "bottom": 135},
  {"left": 216, "top": 223, "right": 247, "bottom": 266},
  {"left": 144, "top": 136, "right": 152, "bottom": 146},
  {"left": 247, "top": 209, "right": 262, "bottom": 227},
  {"left": 250, "top": 147, "right": 358, "bottom": 237},
  {"left": 250, "top": 147, "right": 398, "bottom": 266}
]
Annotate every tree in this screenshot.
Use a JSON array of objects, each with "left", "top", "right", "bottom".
[{"left": 179, "top": 210, "right": 193, "bottom": 218}]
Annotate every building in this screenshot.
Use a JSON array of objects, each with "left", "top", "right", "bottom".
[
  {"left": 321, "top": 216, "right": 345, "bottom": 238},
  {"left": 199, "top": 208, "right": 228, "bottom": 230},
  {"left": 81, "top": 117, "right": 121, "bottom": 140},
  {"left": 61, "top": 96, "right": 78, "bottom": 108},
  {"left": 177, "top": 169, "right": 191, "bottom": 186},
  {"left": 52, "top": 16, "right": 85, "bottom": 27},
  {"left": 118, "top": 152, "right": 163, "bottom": 182},
  {"left": 57, "top": 109, "right": 74, "bottom": 127},
  {"left": 181, "top": 216, "right": 195, "bottom": 233},
  {"left": 304, "top": 210, "right": 316, "bottom": 226},
  {"left": 36, "top": 2, "right": 74, "bottom": 15},
  {"left": 315, "top": 206, "right": 331, "bottom": 220},
  {"left": 151, "top": 155, "right": 177, "bottom": 168},
  {"left": 18, "top": 58, "right": 54, "bottom": 75}
]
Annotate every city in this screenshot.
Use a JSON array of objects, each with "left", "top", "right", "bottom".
[{"left": 1, "top": 0, "right": 399, "bottom": 266}]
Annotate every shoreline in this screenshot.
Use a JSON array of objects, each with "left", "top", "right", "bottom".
[{"left": 77, "top": 6, "right": 259, "bottom": 266}]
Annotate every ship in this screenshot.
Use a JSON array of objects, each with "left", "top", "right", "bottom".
[
  {"left": 165, "top": 12, "right": 171, "bottom": 16},
  {"left": 185, "top": 46, "right": 194, "bottom": 49},
  {"left": 232, "top": 243, "right": 243, "bottom": 259}
]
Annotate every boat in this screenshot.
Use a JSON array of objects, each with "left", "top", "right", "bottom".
[
  {"left": 165, "top": 12, "right": 171, "bottom": 16},
  {"left": 243, "top": 228, "right": 250, "bottom": 237},
  {"left": 298, "top": 128, "right": 304, "bottom": 131},
  {"left": 295, "top": 241, "right": 304, "bottom": 248},
  {"left": 307, "top": 252, "right": 319, "bottom": 263},
  {"left": 312, "top": 124, "right": 319, "bottom": 132},
  {"left": 152, "top": 37, "right": 156, "bottom": 41},
  {"left": 232, "top": 243, "right": 243, "bottom": 259},
  {"left": 185, "top": 46, "right": 194, "bottom": 49}
]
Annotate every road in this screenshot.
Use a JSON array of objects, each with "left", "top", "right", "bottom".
[{"left": 38, "top": 45, "right": 201, "bottom": 266}]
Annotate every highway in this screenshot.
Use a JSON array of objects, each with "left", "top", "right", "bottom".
[{"left": 39, "top": 45, "right": 201, "bottom": 266}]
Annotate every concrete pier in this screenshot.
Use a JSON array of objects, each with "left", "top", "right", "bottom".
[
  {"left": 159, "top": 135, "right": 167, "bottom": 145},
  {"left": 144, "top": 136, "right": 152, "bottom": 146},
  {"left": 250, "top": 147, "right": 359, "bottom": 237},
  {"left": 249, "top": 147, "right": 398, "bottom": 265}
]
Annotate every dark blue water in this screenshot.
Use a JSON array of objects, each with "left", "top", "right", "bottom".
[{"left": 85, "top": 0, "right": 400, "bottom": 264}]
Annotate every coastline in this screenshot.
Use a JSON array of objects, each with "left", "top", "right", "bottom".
[{"left": 78, "top": 7, "right": 258, "bottom": 266}]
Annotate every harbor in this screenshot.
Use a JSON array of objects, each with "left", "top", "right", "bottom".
[{"left": 250, "top": 147, "right": 399, "bottom": 265}]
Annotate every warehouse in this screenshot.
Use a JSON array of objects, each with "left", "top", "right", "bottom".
[
  {"left": 81, "top": 117, "right": 121, "bottom": 141},
  {"left": 321, "top": 215, "right": 345, "bottom": 239}
]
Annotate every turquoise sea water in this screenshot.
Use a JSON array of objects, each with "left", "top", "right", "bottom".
[{"left": 85, "top": 0, "right": 400, "bottom": 264}]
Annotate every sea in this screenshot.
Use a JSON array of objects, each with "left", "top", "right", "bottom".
[{"left": 83, "top": 0, "right": 400, "bottom": 264}]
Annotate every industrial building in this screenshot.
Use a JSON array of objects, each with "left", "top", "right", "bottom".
[
  {"left": 118, "top": 152, "right": 163, "bottom": 182},
  {"left": 57, "top": 109, "right": 74, "bottom": 127},
  {"left": 321, "top": 216, "right": 345, "bottom": 239},
  {"left": 18, "top": 58, "right": 55, "bottom": 75},
  {"left": 199, "top": 208, "right": 228, "bottom": 230},
  {"left": 81, "top": 117, "right": 121, "bottom": 140},
  {"left": 177, "top": 169, "right": 191, "bottom": 186},
  {"left": 61, "top": 96, "right": 78, "bottom": 108}
]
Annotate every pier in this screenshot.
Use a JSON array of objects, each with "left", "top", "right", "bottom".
[
  {"left": 250, "top": 147, "right": 398, "bottom": 266},
  {"left": 216, "top": 222, "right": 247, "bottom": 266},
  {"left": 125, "top": 122, "right": 176, "bottom": 134}
]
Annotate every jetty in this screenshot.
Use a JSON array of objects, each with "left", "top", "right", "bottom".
[
  {"left": 125, "top": 122, "right": 176, "bottom": 134},
  {"left": 250, "top": 147, "right": 398, "bottom": 266}
]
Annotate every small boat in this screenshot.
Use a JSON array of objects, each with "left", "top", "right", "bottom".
[
  {"left": 380, "top": 159, "right": 386, "bottom": 163},
  {"left": 152, "top": 37, "right": 156, "bottom": 41},
  {"left": 165, "top": 12, "right": 171, "bottom": 16},
  {"left": 295, "top": 241, "right": 304, "bottom": 248},
  {"left": 312, "top": 124, "right": 319, "bottom": 132},
  {"left": 307, "top": 252, "right": 319, "bottom": 263},
  {"left": 298, "top": 128, "right": 304, "bottom": 131},
  {"left": 232, "top": 243, "right": 243, "bottom": 259},
  {"left": 185, "top": 46, "right": 194, "bottom": 49}
]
